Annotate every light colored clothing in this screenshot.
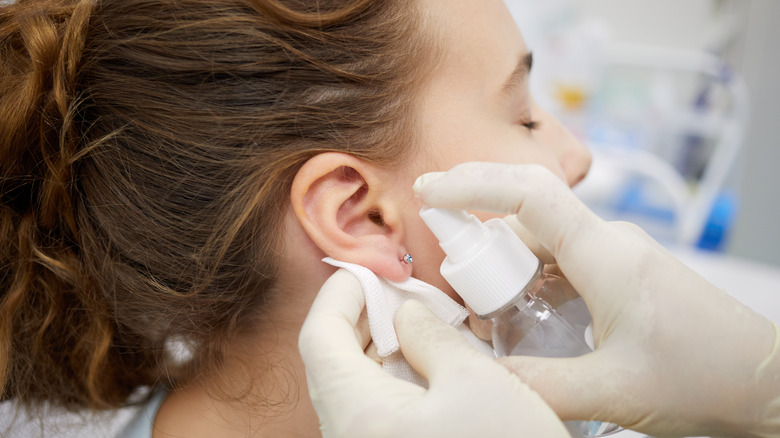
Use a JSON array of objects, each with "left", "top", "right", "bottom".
[{"left": 116, "top": 391, "right": 167, "bottom": 438}]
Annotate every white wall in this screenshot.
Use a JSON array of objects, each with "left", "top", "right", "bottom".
[
  {"left": 727, "top": 0, "right": 780, "bottom": 266},
  {"left": 581, "top": 0, "right": 714, "bottom": 50}
]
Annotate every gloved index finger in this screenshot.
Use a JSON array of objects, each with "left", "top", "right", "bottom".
[
  {"left": 298, "top": 269, "right": 382, "bottom": 396},
  {"left": 298, "top": 269, "right": 365, "bottom": 361},
  {"left": 413, "top": 162, "right": 635, "bottom": 312},
  {"left": 413, "top": 162, "right": 603, "bottom": 264},
  {"left": 394, "top": 299, "right": 484, "bottom": 383},
  {"left": 300, "top": 268, "right": 419, "bottom": 426}
]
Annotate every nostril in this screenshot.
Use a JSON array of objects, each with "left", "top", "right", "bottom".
[
  {"left": 569, "top": 170, "right": 587, "bottom": 188},
  {"left": 564, "top": 149, "right": 592, "bottom": 188}
]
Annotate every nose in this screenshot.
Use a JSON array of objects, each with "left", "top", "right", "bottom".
[
  {"left": 561, "top": 135, "right": 592, "bottom": 188},
  {"left": 541, "top": 114, "right": 592, "bottom": 187},
  {"left": 533, "top": 102, "right": 592, "bottom": 187}
]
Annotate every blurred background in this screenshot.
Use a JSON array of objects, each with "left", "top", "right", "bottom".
[
  {"left": 506, "top": 0, "right": 780, "bottom": 268},
  {"left": 2, "top": 1, "right": 778, "bottom": 437}
]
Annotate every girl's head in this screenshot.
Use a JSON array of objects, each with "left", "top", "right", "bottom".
[{"left": 0, "top": 0, "right": 589, "bottom": 411}]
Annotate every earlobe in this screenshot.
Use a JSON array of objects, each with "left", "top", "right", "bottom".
[{"left": 291, "top": 153, "right": 412, "bottom": 282}]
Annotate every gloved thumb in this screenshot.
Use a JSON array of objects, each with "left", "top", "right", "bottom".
[
  {"left": 394, "top": 300, "right": 572, "bottom": 437},
  {"left": 496, "top": 351, "right": 633, "bottom": 425},
  {"left": 394, "top": 300, "right": 489, "bottom": 383}
]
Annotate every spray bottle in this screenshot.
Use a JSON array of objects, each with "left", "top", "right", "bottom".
[{"left": 419, "top": 207, "right": 621, "bottom": 437}]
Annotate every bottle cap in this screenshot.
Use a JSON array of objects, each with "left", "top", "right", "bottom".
[{"left": 419, "top": 207, "right": 540, "bottom": 317}]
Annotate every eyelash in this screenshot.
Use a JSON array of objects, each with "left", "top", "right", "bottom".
[{"left": 522, "top": 120, "right": 540, "bottom": 131}]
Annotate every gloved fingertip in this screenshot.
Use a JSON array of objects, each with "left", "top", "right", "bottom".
[
  {"left": 412, "top": 171, "right": 447, "bottom": 197},
  {"left": 494, "top": 354, "right": 609, "bottom": 422},
  {"left": 395, "top": 299, "right": 435, "bottom": 325}
]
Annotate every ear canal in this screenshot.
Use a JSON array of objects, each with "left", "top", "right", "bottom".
[{"left": 367, "top": 209, "right": 385, "bottom": 227}]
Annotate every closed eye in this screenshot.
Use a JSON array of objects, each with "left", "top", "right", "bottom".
[{"left": 522, "top": 120, "right": 540, "bottom": 131}]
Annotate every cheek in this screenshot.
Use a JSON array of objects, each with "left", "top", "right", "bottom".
[
  {"left": 486, "top": 131, "right": 570, "bottom": 183},
  {"left": 430, "top": 126, "right": 570, "bottom": 182}
]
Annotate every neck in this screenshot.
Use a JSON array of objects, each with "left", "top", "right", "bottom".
[
  {"left": 154, "top": 212, "right": 335, "bottom": 437},
  {"left": 154, "top": 290, "right": 323, "bottom": 437}
]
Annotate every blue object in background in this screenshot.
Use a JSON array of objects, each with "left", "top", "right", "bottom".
[
  {"left": 697, "top": 191, "right": 737, "bottom": 252},
  {"left": 613, "top": 180, "right": 737, "bottom": 252}
]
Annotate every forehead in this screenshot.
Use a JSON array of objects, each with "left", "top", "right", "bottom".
[{"left": 420, "top": 0, "right": 527, "bottom": 94}]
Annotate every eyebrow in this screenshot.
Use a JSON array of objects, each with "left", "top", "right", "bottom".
[{"left": 500, "top": 52, "right": 533, "bottom": 95}]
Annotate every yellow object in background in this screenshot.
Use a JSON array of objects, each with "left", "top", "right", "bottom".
[{"left": 555, "top": 83, "right": 589, "bottom": 111}]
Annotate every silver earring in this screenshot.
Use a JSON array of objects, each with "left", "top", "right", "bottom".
[{"left": 402, "top": 253, "right": 413, "bottom": 264}]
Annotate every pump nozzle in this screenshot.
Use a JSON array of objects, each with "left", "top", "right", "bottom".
[
  {"left": 419, "top": 207, "right": 540, "bottom": 317},
  {"left": 419, "top": 207, "right": 489, "bottom": 263}
]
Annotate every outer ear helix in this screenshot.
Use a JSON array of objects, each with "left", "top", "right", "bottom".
[{"left": 289, "top": 152, "right": 412, "bottom": 282}]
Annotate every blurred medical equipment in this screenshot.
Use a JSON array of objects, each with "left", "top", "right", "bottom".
[
  {"left": 574, "top": 44, "right": 748, "bottom": 250},
  {"left": 507, "top": 0, "right": 749, "bottom": 251}
]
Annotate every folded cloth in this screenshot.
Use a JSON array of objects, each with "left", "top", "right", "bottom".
[{"left": 323, "top": 258, "right": 495, "bottom": 387}]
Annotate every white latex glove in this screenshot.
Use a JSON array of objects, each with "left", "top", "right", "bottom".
[
  {"left": 414, "top": 162, "right": 780, "bottom": 438},
  {"left": 298, "top": 269, "right": 570, "bottom": 438}
]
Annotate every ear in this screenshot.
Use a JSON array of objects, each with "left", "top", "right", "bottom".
[{"left": 291, "top": 152, "right": 412, "bottom": 282}]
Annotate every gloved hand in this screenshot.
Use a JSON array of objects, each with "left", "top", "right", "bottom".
[
  {"left": 414, "top": 162, "right": 780, "bottom": 438},
  {"left": 298, "top": 269, "right": 570, "bottom": 438}
]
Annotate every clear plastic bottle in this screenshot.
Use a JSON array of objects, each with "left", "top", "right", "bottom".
[{"left": 419, "top": 207, "right": 621, "bottom": 437}]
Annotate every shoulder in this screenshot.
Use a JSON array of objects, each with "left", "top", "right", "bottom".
[
  {"left": 116, "top": 391, "right": 168, "bottom": 438},
  {"left": 147, "top": 383, "right": 239, "bottom": 438}
]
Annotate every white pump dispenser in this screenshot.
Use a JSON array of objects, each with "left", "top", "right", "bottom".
[
  {"left": 420, "top": 207, "right": 622, "bottom": 438},
  {"left": 419, "top": 207, "right": 540, "bottom": 318}
]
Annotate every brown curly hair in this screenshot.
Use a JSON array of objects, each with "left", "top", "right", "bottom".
[{"left": 0, "top": 0, "right": 432, "bottom": 411}]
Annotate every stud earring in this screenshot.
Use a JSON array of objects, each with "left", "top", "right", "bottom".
[{"left": 402, "top": 253, "right": 413, "bottom": 264}]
